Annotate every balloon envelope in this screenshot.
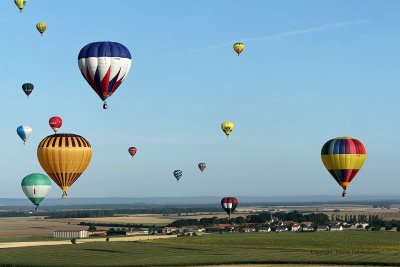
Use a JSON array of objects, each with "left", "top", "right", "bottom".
[
  {"left": 21, "top": 173, "right": 51, "bottom": 210},
  {"left": 17, "top": 125, "right": 32, "bottom": 144},
  {"left": 15, "top": 0, "right": 28, "bottom": 11},
  {"left": 78, "top": 42, "right": 132, "bottom": 108},
  {"left": 37, "top": 134, "right": 92, "bottom": 199},
  {"left": 198, "top": 163, "right": 206, "bottom": 173},
  {"left": 36, "top": 22, "right": 47, "bottom": 35},
  {"left": 22, "top": 83, "right": 34, "bottom": 97},
  {"left": 233, "top": 43, "right": 244, "bottom": 56},
  {"left": 221, "top": 122, "right": 234, "bottom": 137},
  {"left": 49, "top": 116, "right": 62, "bottom": 133},
  {"left": 321, "top": 137, "right": 366, "bottom": 196},
  {"left": 173, "top": 170, "right": 182, "bottom": 181},
  {"left": 221, "top": 197, "right": 238, "bottom": 217},
  {"left": 128, "top": 147, "right": 137, "bottom": 157}
]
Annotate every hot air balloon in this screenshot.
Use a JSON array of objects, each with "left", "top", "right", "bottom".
[
  {"left": 233, "top": 43, "right": 244, "bottom": 56},
  {"left": 22, "top": 83, "right": 34, "bottom": 98},
  {"left": 36, "top": 22, "right": 47, "bottom": 36},
  {"left": 221, "top": 197, "right": 238, "bottom": 218},
  {"left": 49, "top": 116, "right": 62, "bottom": 133},
  {"left": 198, "top": 163, "right": 206, "bottom": 173},
  {"left": 221, "top": 122, "right": 234, "bottom": 138},
  {"left": 37, "top": 134, "right": 92, "bottom": 199},
  {"left": 17, "top": 125, "right": 32, "bottom": 144},
  {"left": 21, "top": 173, "right": 51, "bottom": 211},
  {"left": 15, "top": 0, "right": 27, "bottom": 12},
  {"left": 78, "top": 42, "right": 132, "bottom": 109},
  {"left": 173, "top": 170, "right": 182, "bottom": 182},
  {"left": 128, "top": 147, "right": 137, "bottom": 158},
  {"left": 321, "top": 137, "right": 366, "bottom": 197}
]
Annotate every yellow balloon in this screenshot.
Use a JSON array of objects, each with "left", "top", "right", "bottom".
[
  {"left": 37, "top": 134, "right": 92, "bottom": 199},
  {"left": 36, "top": 22, "right": 47, "bottom": 36},
  {"left": 233, "top": 43, "right": 244, "bottom": 56},
  {"left": 15, "top": 0, "right": 27, "bottom": 12},
  {"left": 221, "top": 122, "right": 234, "bottom": 137}
]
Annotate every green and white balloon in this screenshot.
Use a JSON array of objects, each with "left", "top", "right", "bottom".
[{"left": 21, "top": 173, "right": 51, "bottom": 211}]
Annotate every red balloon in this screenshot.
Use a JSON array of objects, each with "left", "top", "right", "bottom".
[
  {"left": 49, "top": 116, "right": 62, "bottom": 133},
  {"left": 128, "top": 147, "right": 137, "bottom": 157},
  {"left": 221, "top": 197, "right": 238, "bottom": 218}
]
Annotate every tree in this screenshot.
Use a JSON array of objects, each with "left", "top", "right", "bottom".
[
  {"left": 88, "top": 224, "right": 97, "bottom": 231},
  {"left": 71, "top": 238, "right": 77, "bottom": 244}
]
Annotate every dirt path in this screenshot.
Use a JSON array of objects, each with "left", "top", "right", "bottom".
[{"left": 0, "top": 234, "right": 177, "bottom": 249}]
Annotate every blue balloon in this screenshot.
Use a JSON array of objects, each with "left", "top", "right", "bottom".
[{"left": 17, "top": 125, "right": 32, "bottom": 144}]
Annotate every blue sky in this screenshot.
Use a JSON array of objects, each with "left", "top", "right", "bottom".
[{"left": 1, "top": 0, "right": 400, "bottom": 200}]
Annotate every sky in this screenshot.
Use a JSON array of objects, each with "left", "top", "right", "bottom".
[{"left": 1, "top": 0, "right": 400, "bottom": 200}]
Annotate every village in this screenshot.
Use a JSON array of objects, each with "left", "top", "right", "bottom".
[{"left": 52, "top": 211, "right": 400, "bottom": 239}]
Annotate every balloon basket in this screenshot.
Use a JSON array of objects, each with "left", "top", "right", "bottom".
[{"left": 62, "top": 191, "right": 68, "bottom": 199}]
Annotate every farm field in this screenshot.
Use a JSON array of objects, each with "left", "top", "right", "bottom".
[{"left": 0, "top": 232, "right": 398, "bottom": 266}]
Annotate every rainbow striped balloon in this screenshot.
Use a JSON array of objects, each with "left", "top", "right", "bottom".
[{"left": 321, "top": 137, "right": 366, "bottom": 197}]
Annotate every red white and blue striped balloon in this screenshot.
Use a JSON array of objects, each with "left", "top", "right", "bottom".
[{"left": 78, "top": 42, "right": 132, "bottom": 106}]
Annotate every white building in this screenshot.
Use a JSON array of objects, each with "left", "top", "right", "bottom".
[
  {"left": 258, "top": 227, "right": 271, "bottom": 232},
  {"left": 291, "top": 224, "right": 301, "bottom": 232},
  {"left": 126, "top": 228, "right": 150, "bottom": 236},
  {"left": 54, "top": 230, "right": 88, "bottom": 239},
  {"left": 330, "top": 225, "right": 343, "bottom": 231}
]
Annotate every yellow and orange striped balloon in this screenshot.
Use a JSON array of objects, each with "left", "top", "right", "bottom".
[{"left": 37, "top": 134, "right": 92, "bottom": 199}]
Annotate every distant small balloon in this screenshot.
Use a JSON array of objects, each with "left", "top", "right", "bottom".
[
  {"left": 128, "top": 147, "right": 137, "bottom": 158},
  {"left": 36, "top": 22, "right": 47, "bottom": 36},
  {"left": 17, "top": 125, "right": 32, "bottom": 144},
  {"left": 198, "top": 163, "right": 206, "bottom": 173},
  {"left": 22, "top": 83, "right": 34, "bottom": 98},
  {"left": 49, "top": 116, "right": 62, "bottom": 133},
  {"left": 173, "top": 170, "right": 182, "bottom": 182},
  {"left": 221, "top": 197, "right": 238, "bottom": 218},
  {"left": 15, "top": 0, "right": 28, "bottom": 12},
  {"left": 221, "top": 122, "right": 234, "bottom": 138},
  {"left": 233, "top": 43, "right": 244, "bottom": 56}
]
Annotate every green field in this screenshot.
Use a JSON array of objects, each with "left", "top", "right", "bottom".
[{"left": 0, "top": 232, "right": 399, "bottom": 266}]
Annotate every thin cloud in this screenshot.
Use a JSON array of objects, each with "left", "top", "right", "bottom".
[{"left": 169, "top": 19, "right": 369, "bottom": 56}]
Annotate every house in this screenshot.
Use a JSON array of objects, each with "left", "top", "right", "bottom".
[
  {"left": 258, "top": 227, "right": 271, "bottom": 233},
  {"left": 350, "top": 223, "right": 369, "bottom": 229},
  {"left": 282, "top": 221, "right": 295, "bottom": 226},
  {"left": 88, "top": 230, "right": 107, "bottom": 237},
  {"left": 242, "top": 227, "right": 256, "bottom": 233},
  {"left": 291, "top": 223, "right": 301, "bottom": 232},
  {"left": 330, "top": 225, "right": 343, "bottom": 231},
  {"left": 316, "top": 225, "right": 329, "bottom": 231},
  {"left": 215, "top": 224, "right": 236, "bottom": 232},
  {"left": 301, "top": 226, "right": 315, "bottom": 232},
  {"left": 180, "top": 226, "right": 205, "bottom": 235},
  {"left": 162, "top": 227, "right": 178, "bottom": 234},
  {"left": 126, "top": 228, "right": 149, "bottom": 236},
  {"left": 301, "top": 221, "right": 313, "bottom": 226},
  {"left": 275, "top": 226, "right": 288, "bottom": 232},
  {"left": 54, "top": 230, "right": 88, "bottom": 239}
]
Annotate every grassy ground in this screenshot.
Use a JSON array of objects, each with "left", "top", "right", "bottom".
[{"left": 0, "top": 232, "right": 398, "bottom": 266}]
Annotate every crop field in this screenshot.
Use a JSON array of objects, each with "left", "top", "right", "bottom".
[
  {"left": 0, "top": 217, "right": 89, "bottom": 238},
  {"left": 0, "top": 231, "right": 398, "bottom": 266}
]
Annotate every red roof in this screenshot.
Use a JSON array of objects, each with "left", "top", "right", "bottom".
[{"left": 215, "top": 224, "right": 236, "bottom": 228}]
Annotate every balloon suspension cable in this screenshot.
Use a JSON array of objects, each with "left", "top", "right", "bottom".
[
  {"left": 62, "top": 191, "right": 68, "bottom": 199},
  {"left": 342, "top": 190, "right": 346, "bottom": 197}
]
